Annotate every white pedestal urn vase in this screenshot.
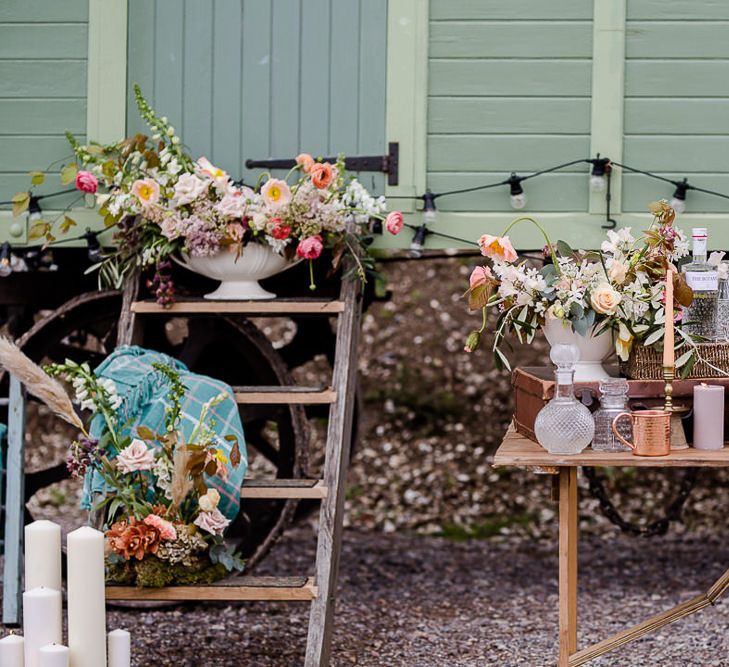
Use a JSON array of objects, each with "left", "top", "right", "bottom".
[
  {"left": 177, "top": 244, "right": 294, "bottom": 300},
  {"left": 542, "top": 315, "right": 613, "bottom": 382}
]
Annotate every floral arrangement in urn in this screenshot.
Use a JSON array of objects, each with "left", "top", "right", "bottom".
[
  {"left": 43, "top": 358, "right": 246, "bottom": 587},
  {"left": 464, "top": 202, "right": 700, "bottom": 376},
  {"left": 14, "top": 85, "right": 403, "bottom": 303}
]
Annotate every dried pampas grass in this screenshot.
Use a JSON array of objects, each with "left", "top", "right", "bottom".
[
  {"left": 171, "top": 443, "right": 192, "bottom": 509},
  {"left": 0, "top": 337, "right": 84, "bottom": 432}
]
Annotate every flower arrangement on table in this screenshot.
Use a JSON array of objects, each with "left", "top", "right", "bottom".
[
  {"left": 38, "top": 356, "right": 246, "bottom": 587},
  {"left": 13, "top": 85, "right": 403, "bottom": 304},
  {"left": 464, "top": 201, "right": 706, "bottom": 375}
]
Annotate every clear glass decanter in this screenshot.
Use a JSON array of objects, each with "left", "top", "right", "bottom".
[
  {"left": 534, "top": 344, "right": 595, "bottom": 455},
  {"left": 591, "top": 378, "right": 631, "bottom": 452}
]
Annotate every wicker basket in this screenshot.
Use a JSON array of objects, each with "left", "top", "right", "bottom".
[{"left": 621, "top": 342, "right": 729, "bottom": 379}]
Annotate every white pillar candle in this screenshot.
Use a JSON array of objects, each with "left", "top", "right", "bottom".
[
  {"left": 108, "top": 629, "right": 131, "bottom": 667},
  {"left": 23, "top": 587, "right": 62, "bottom": 667},
  {"left": 693, "top": 383, "right": 725, "bottom": 450},
  {"left": 25, "top": 520, "right": 62, "bottom": 592},
  {"left": 39, "top": 644, "right": 69, "bottom": 667},
  {"left": 67, "top": 527, "right": 107, "bottom": 667},
  {"left": 0, "top": 633, "right": 25, "bottom": 666}
]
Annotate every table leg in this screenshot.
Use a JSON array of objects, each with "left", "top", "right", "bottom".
[{"left": 558, "top": 467, "right": 578, "bottom": 666}]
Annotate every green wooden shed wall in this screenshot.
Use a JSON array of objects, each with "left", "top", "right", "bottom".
[{"left": 2, "top": 0, "right": 729, "bottom": 251}]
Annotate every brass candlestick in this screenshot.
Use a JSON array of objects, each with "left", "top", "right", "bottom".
[{"left": 663, "top": 364, "right": 689, "bottom": 449}]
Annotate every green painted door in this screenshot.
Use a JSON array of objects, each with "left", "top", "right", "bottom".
[{"left": 126, "top": 0, "right": 388, "bottom": 195}]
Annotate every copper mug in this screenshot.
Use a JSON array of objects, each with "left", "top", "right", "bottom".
[{"left": 611, "top": 410, "right": 671, "bottom": 457}]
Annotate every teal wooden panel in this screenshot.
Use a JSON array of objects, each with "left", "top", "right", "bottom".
[
  {"left": 329, "top": 0, "right": 360, "bottom": 155},
  {"left": 625, "top": 99, "right": 729, "bottom": 135},
  {"left": 300, "top": 0, "right": 331, "bottom": 155},
  {"left": 127, "top": 0, "right": 387, "bottom": 186},
  {"left": 0, "top": 61, "right": 86, "bottom": 97},
  {"left": 0, "top": 174, "right": 83, "bottom": 212},
  {"left": 211, "top": 0, "right": 242, "bottom": 172},
  {"left": 0, "top": 24, "right": 87, "bottom": 59},
  {"left": 0, "top": 0, "right": 87, "bottom": 22},
  {"left": 0, "top": 100, "right": 86, "bottom": 135},
  {"left": 182, "top": 0, "right": 213, "bottom": 155},
  {"left": 623, "top": 136, "right": 729, "bottom": 172},
  {"left": 626, "top": 61, "right": 729, "bottom": 97},
  {"left": 270, "top": 0, "right": 301, "bottom": 156},
  {"left": 154, "top": 0, "right": 184, "bottom": 128},
  {"left": 628, "top": 0, "right": 729, "bottom": 20},
  {"left": 622, "top": 173, "right": 729, "bottom": 213},
  {"left": 627, "top": 22, "right": 729, "bottom": 58},
  {"left": 430, "top": 21, "right": 592, "bottom": 58},
  {"left": 429, "top": 98, "right": 590, "bottom": 134},
  {"left": 430, "top": 60, "right": 591, "bottom": 96},
  {"left": 430, "top": 0, "right": 592, "bottom": 20},
  {"left": 427, "top": 173, "right": 589, "bottom": 212},
  {"left": 240, "top": 0, "right": 272, "bottom": 181},
  {"left": 126, "top": 0, "right": 155, "bottom": 133},
  {"left": 428, "top": 135, "right": 589, "bottom": 172}
]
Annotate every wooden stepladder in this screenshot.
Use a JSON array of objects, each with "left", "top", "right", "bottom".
[{"left": 108, "top": 273, "right": 363, "bottom": 666}]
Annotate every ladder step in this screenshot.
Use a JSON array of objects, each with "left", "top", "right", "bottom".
[
  {"left": 240, "top": 479, "right": 328, "bottom": 499},
  {"left": 105, "top": 576, "right": 317, "bottom": 601},
  {"left": 233, "top": 386, "right": 336, "bottom": 404},
  {"left": 131, "top": 298, "right": 344, "bottom": 315}
]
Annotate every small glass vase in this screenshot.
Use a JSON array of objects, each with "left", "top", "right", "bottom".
[
  {"left": 591, "top": 378, "right": 631, "bottom": 452},
  {"left": 534, "top": 344, "right": 595, "bottom": 455}
]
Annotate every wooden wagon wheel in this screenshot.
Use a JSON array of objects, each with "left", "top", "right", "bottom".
[{"left": 1, "top": 289, "right": 308, "bottom": 570}]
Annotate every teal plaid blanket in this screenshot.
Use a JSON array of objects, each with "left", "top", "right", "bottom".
[{"left": 83, "top": 345, "right": 247, "bottom": 520}]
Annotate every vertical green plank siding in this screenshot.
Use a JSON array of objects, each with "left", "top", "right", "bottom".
[
  {"left": 427, "top": 1, "right": 593, "bottom": 212},
  {"left": 127, "top": 0, "right": 387, "bottom": 190},
  {"left": 0, "top": 3, "right": 88, "bottom": 209},
  {"left": 623, "top": 3, "right": 729, "bottom": 213}
]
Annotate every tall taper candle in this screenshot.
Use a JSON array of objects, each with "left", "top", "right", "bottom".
[
  {"left": 108, "top": 629, "right": 131, "bottom": 667},
  {"left": 663, "top": 269, "right": 675, "bottom": 368},
  {"left": 0, "top": 633, "right": 25, "bottom": 666},
  {"left": 23, "top": 587, "right": 62, "bottom": 667},
  {"left": 39, "top": 644, "right": 69, "bottom": 667},
  {"left": 67, "top": 527, "right": 107, "bottom": 667},
  {"left": 25, "top": 520, "right": 62, "bottom": 592}
]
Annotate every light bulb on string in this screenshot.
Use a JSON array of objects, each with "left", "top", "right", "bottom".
[
  {"left": 670, "top": 178, "right": 688, "bottom": 214},
  {"left": 589, "top": 155, "right": 610, "bottom": 192},
  {"left": 0, "top": 242, "right": 12, "bottom": 278},
  {"left": 28, "top": 195, "right": 42, "bottom": 222},
  {"left": 82, "top": 228, "right": 103, "bottom": 263},
  {"left": 508, "top": 174, "right": 526, "bottom": 210},
  {"left": 409, "top": 191, "right": 437, "bottom": 258}
]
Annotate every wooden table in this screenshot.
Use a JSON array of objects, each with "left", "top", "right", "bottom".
[{"left": 493, "top": 426, "right": 729, "bottom": 666}]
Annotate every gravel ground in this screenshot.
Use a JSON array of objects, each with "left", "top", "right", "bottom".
[{"left": 4, "top": 524, "right": 726, "bottom": 666}]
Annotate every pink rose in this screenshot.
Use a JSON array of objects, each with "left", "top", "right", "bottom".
[
  {"left": 478, "top": 234, "right": 518, "bottom": 262},
  {"left": 385, "top": 211, "right": 404, "bottom": 235},
  {"left": 469, "top": 265, "right": 493, "bottom": 289},
  {"left": 296, "top": 235, "right": 324, "bottom": 260},
  {"left": 143, "top": 514, "right": 177, "bottom": 541},
  {"left": 115, "top": 438, "right": 155, "bottom": 474},
  {"left": 194, "top": 508, "right": 230, "bottom": 536},
  {"left": 75, "top": 170, "right": 98, "bottom": 194}
]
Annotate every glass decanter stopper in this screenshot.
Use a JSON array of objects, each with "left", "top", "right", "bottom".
[
  {"left": 534, "top": 344, "right": 595, "bottom": 455},
  {"left": 591, "top": 378, "right": 631, "bottom": 452}
]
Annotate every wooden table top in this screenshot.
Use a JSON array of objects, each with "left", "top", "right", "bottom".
[{"left": 493, "top": 425, "right": 729, "bottom": 469}]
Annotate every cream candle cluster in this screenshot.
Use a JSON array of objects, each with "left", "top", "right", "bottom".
[{"left": 0, "top": 520, "right": 132, "bottom": 667}]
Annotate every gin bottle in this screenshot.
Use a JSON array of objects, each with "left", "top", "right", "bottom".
[{"left": 682, "top": 227, "right": 718, "bottom": 340}]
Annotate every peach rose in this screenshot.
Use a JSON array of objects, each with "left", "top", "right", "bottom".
[
  {"left": 469, "top": 265, "right": 493, "bottom": 289},
  {"left": 478, "top": 234, "right": 518, "bottom": 262},
  {"left": 194, "top": 508, "right": 230, "bottom": 536},
  {"left": 590, "top": 283, "right": 621, "bottom": 315},
  {"left": 608, "top": 260, "right": 628, "bottom": 285},
  {"left": 116, "top": 438, "right": 155, "bottom": 474},
  {"left": 296, "top": 153, "right": 315, "bottom": 173},
  {"left": 310, "top": 162, "right": 333, "bottom": 190},
  {"left": 198, "top": 488, "right": 221, "bottom": 513}
]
